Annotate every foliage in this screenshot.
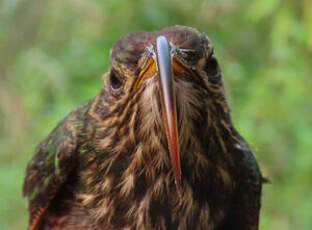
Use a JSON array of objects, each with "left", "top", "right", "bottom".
[{"left": 0, "top": 0, "right": 311, "bottom": 229}]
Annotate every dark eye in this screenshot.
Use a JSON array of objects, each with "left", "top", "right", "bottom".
[
  {"left": 205, "top": 54, "right": 221, "bottom": 84},
  {"left": 110, "top": 70, "right": 123, "bottom": 91}
]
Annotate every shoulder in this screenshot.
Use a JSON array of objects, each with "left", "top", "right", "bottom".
[{"left": 235, "top": 141, "right": 263, "bottom": 185}]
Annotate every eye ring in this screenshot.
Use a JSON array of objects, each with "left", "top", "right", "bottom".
[{"left": 110, "top": 70, "right": 123, "bottom": 91}]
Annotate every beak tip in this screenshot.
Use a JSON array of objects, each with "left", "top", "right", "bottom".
[{"left": 175, "top": 176, "right": 182, "bottom": 192}]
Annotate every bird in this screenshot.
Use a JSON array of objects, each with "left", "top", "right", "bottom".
[{"left": 23, "top": 25, "right": 264, "bottom": 230}]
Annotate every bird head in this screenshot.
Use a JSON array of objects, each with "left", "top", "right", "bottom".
[{"left": 95, "top": 26, "right": 228, "bottom": 194}]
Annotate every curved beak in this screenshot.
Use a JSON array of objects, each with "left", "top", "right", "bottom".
[{"left": 155, "top": 36, "right": 182, "bottom": 194}]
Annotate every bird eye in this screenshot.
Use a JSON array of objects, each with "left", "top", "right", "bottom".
[
  {"left": 205, "top": 54, "right": 221, "bottom": 84},
  {"left": 110, "top": 70, "right": 123, "bottom": 91}
]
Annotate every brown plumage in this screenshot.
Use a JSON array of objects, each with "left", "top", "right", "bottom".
[{"left": 23, "top": 26, "right": 264, "bottom": 230}]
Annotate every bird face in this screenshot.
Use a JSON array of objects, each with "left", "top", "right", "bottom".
[{"left": 100, "top": 26, "right": 226, "bottom": 194}]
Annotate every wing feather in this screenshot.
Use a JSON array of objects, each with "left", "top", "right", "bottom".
[{"left": 23, "top": 107, "right": 87, "bottom": 230}]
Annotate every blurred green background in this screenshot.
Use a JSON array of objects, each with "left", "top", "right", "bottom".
[{"left": 0, "top": 0, "right": 311, "bottom": 229}]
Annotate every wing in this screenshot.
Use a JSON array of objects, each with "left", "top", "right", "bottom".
[
  {"left": 220, "top": 143, "right": 264, "bottom": 230},
  {"left": 234, "top": 148, "right": 263, "bottom": 230},
  {"left": 23, "top": 105, "right": 88, "bottom": 230}
]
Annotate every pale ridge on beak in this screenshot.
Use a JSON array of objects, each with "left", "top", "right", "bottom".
[{"left": 155, "top": 35, "right": 182, "bottom": 195}]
